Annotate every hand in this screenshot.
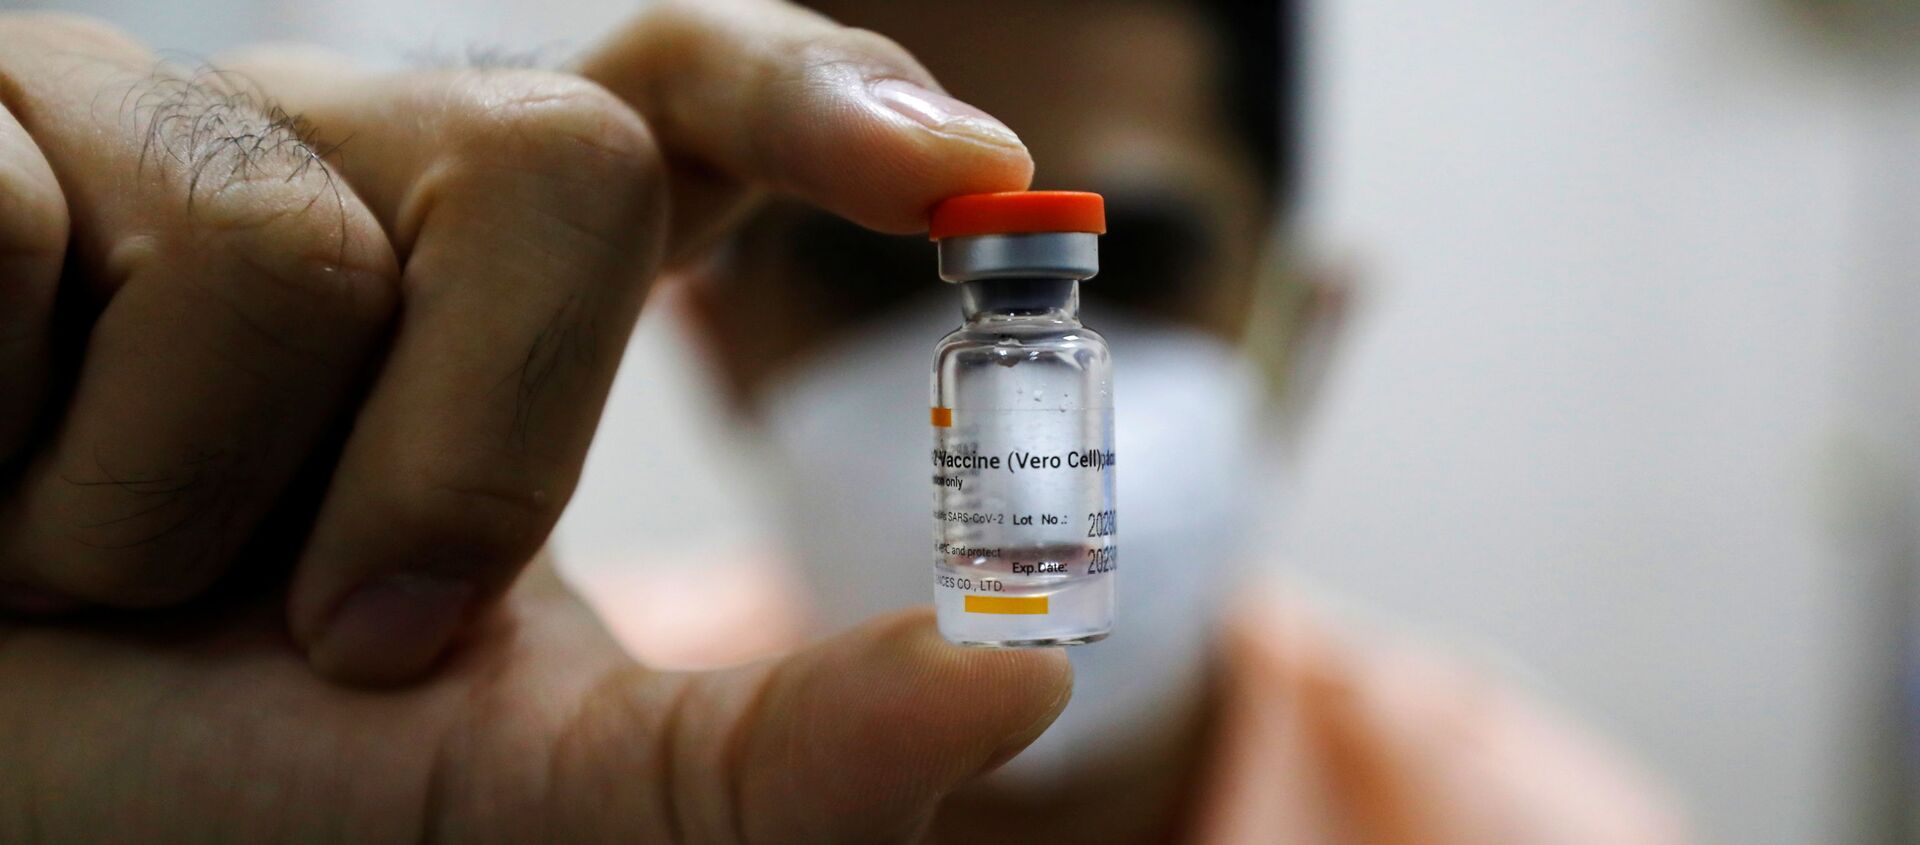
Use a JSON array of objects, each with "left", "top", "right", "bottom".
[
  {"left": 0, "top": 4, "right": 1068, "bottom": 840},
  {"left": 0, "top": 1, "right": 1031, "bottom": 684},
  {"left": 0, "top": 557, "right": 1071, "bottom": 842}
]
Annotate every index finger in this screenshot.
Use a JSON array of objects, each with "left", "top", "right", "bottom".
[{"left": 574, "top": 0, "right": 1032, "bottom": 251}]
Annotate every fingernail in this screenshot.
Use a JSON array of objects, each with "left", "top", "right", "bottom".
[
  {"left": 869, "top": 79, "right": 1023, "bottom": 148},
  {"left": 309, "top": 574, "right": 474, "bottom": 686}
]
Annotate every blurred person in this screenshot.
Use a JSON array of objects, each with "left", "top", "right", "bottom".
[
  {"left": 0, "top": 1, "right": 1690, "bottom": 843},
  {"left": 584, "top": 1, "right": 1697, "bottom": 842}
]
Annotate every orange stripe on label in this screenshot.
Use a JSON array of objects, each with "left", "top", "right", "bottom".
[
  {"left": 930, "top": 407, "right": 953, "bottom": 427},
  {"left": 964, "top": 595, "right": 1049, "bottom": 615}
]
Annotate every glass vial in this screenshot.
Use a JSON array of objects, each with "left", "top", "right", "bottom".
[{"left": 928, "top": 192, "right": 1115, "bottom": 647}]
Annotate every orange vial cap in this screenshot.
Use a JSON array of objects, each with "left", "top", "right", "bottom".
[{"left": 929, "top": 191, "right": 1107, "bottom": 240}]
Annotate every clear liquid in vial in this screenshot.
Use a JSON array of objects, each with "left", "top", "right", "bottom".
[{"left": 932, "top": 316, "right": 1115, "bottom": 647}]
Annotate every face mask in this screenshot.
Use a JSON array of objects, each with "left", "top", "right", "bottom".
[{"left": 758, "top": 293, "right": 1268, "bottom": 781}]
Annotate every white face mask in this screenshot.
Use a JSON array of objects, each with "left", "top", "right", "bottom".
[{"left": 759, "top": 293, "right": 1268, "bottom": 781}]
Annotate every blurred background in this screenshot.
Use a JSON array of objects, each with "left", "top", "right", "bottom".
[{"left": 12, "top": 0, "right": 1920, "bottom": 841}]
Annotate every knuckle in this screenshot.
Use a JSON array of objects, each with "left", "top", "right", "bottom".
[
  {"left": 420, "top": 70, "right": 667, "bottom": 257},
  {"left": 191, "top": 185, "right": 400, "bottom": 330},
  {"left": 122, "top": 65, "right": 403, "bottom": 328},
  {"left": 439, "top": 71, "right": 661, "bottom": 174},
  {"left": 127, "top": 75, "right": 383, "bottom": 280},
  {"left": 616, "top": 1, "right": 705, "bottom": 70}
]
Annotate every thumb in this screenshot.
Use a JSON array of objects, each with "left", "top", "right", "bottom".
[{"left": 559, "top": 608, "right": 1073, "bottom": 843}]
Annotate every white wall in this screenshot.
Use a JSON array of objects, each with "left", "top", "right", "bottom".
[{"left": 1288, "top": 1, "right": 1920, "bottom": 841}]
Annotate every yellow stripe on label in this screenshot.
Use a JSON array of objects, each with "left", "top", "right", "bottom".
[
  {"left": 964, "top": 595, "right": 1049, "bottom": 615},
  {"left": 931, "top": 407, "right": 953, "bottom": 427}
]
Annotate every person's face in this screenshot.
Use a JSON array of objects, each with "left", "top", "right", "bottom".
[{"left": 691, "top": 0, "right": 1274, "bottom": 402}]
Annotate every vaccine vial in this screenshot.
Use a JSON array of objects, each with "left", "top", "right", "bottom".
[{"left": 928, "top": 191, "right": 1115, "bottom": 647}]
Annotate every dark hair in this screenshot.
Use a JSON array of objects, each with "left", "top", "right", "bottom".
[{"left": 1195, "top": 0, "right": 1296, "bottom": 207}]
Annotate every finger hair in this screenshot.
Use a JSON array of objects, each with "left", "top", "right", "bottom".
[{"left": 73, "top": 53, "right": 356, "bottom": 259}]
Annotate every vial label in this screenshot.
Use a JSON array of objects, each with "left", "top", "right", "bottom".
[{"left": 932, "top": 405, "right": 1116, "bottom": 646}]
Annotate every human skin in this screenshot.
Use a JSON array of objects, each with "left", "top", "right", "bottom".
[
  {"left": 0, "top": 0, "right": 1072, "bottom": 840},
  {"left": 0, "top": 556, "right": 1069, "bottom": 841}
]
